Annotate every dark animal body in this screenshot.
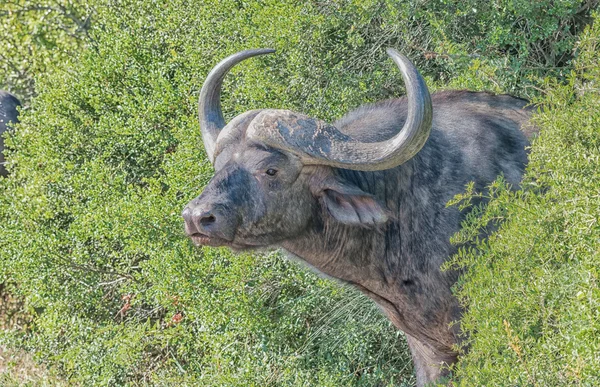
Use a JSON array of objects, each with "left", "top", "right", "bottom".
[
  {"left": 182, "top": 49, "right": 534, "bottom": 385},
  {"left": 0, "top": 90, "right": 21, "bottom": 176}
]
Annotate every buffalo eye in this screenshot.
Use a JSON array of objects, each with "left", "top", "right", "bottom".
[{"left": 265, "top": 168, "right": 278, "bottom": 176}]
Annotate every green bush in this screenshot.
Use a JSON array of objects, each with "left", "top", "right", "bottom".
[
  {"left": 447, "top": 16, "right": 600, "bottom": 385},
  {"left": 0, "top": 0, "right": 92, "bottom": 102},
  {"left": 424, "top": 0, "right": 597, "bottom": 94},
  {"left": 0, "top": 0, "right": 598, "bottom": 385}
]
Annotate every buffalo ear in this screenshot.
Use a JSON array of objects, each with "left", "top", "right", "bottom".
[{"left": 312, "top": 176, "right": 389, "bottom": 227}]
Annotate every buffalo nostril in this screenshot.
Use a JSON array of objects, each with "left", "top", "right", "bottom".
[{"left": 200, "top": 214, "right": 216, "bottom": 227}]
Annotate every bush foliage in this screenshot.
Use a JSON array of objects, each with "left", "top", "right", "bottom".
[
  {"left": 0, "top": 0, "right": 598, "bottom": 385},
  {"left": 0, "top": 0, "right": 92, "bottom": 102},
  {"left": 447, "top": 18, "right": 600, "bottom": 384}
]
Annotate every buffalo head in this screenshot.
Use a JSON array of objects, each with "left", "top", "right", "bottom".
[{"left": 182, "top": 48, "right": 432, "bottom": 250}]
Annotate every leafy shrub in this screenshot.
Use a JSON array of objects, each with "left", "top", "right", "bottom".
[
  {"left": 0, "top": 0, "right": 598, "bottom": 385},
  {"left": 424, "top": 0, "right": 597, "bottom": 93},
  {"left": 0, "top": 0, "right": 92, "bottom": 102},
  {"left": 447, "top": 15, "right": 600, "bottom": 385}
]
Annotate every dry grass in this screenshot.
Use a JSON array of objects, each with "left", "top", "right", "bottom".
[{"left": 0, "top": 346, "right": 67, "bottom": 386}]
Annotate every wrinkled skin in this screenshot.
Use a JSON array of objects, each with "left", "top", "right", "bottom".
[
  {"left": 0, "top": 90, "right": 21, "bottom": 177},
  {"left": 183, "top": 90, "right": 534, "bottom": 385}
]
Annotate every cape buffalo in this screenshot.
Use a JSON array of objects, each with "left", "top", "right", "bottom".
[
  {"left": 0, "top": 90, "right": 21, "bottom": 176},
  {"left": 182, "top": 49, "right": 534, "bottom": 385}
]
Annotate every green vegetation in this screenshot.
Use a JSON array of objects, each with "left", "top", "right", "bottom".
[
  {"left": 0, "top": 0, "right": 598, "bottom": 385},
  {"left": 0, "top": 0, "right": 92, "bottom": 102},
  {"left": 447, "top": 19, "right": 600, "bottom": 384}
]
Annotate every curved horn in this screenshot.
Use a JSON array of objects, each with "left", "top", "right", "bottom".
[
  {"left": 246, "top": 49, "right": 432, "bottom": 171},
  {"left": 199, "top": 48, "right": 275, "bottom": 162}
]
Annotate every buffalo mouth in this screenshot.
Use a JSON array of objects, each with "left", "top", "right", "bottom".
[
  {"left": 189, "top": 233, "right": 230, "bottom": 247},
  {"left": 188, "top": 233, "right": 257, "bottom": 251}
]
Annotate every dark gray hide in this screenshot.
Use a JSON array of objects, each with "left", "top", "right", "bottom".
[
  {"left": 0, "top": 90, "right": 21, "bottom": 176},
  {"left": 183, "top": 50, "right": 534, "bottom": 386}
]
